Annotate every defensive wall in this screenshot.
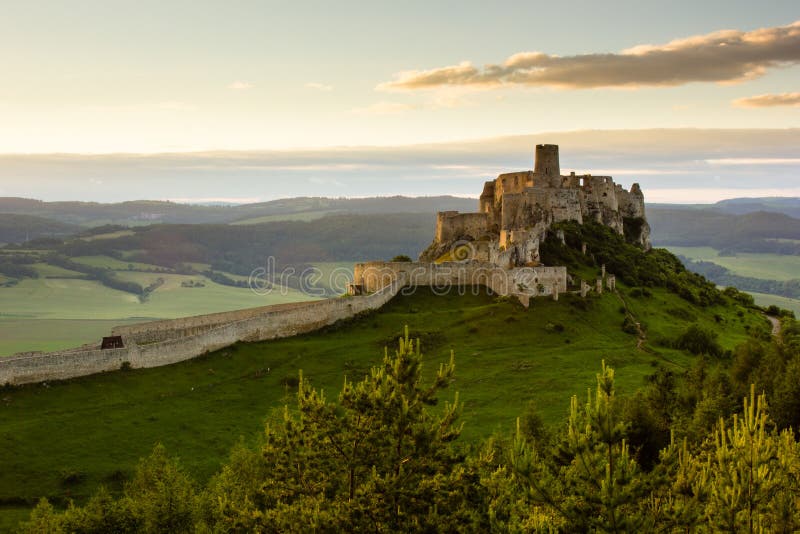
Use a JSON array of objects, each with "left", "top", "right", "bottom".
[
  {"left": 0, "top": 277, "right": 403, "bottom": 385},
  {"left": 352, "top": 261, "right": 567, "bottom": 303},
  {"left": 1, "top": 261, "right": 570, "bottom": 386}
]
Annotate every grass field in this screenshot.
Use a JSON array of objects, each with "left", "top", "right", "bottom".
[
  {"left": 0, "top": 284, "right": 767, "bottom": 530},
  {"left": 78, "top": 230, "right": 135, "bottom": 241},
  {"left": 665, "top": 245, "right": 800, "bottom": 314},
  {"left": 230, "top": 210, "right": 339, "bottom": 225},
  {"left": 749, "top": 292, "right": 800, "bottom": 315},
  {"left": 666, "top": 246, "right": 800, "bottom": 281},
  {"left": 0, "top": 259, "right": 318, "bottom": 356},
  {"left": 0, "top": 319, "right": 144, "bottom": 356}
]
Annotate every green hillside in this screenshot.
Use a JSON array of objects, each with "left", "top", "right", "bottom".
[{"left": 0, "top": 261, "right": 770, "bottom": 529}]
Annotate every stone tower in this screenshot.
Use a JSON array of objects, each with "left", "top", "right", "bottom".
[{"left": 534, "top": 144, "right": 560, "bottom": 178}]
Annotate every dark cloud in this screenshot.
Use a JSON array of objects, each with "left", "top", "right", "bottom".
[
  {"left": 378, "top": 21, "right": 800, "bottom": 91},
  {"left": 734, "top": 92, "right": 800, "bottom": 107}
]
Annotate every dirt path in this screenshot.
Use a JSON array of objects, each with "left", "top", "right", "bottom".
[
  {"left": 766, "top": 315, "right": 782, "bottom": 338},
  {"left": 613, "top": 289, "right": 647, "bottom": 351}
]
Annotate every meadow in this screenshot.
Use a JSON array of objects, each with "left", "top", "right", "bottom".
[
  {"left": 0, "top": 258, "right": 316, "bottom": 356},
  {"left": 0, "top": 283, "right": 768, "bottom": 530},
  {"left": 666, "top": 245, "right": 800, "bottom": 281}
]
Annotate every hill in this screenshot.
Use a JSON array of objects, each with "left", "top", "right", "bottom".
[
  {"left": 0, "top": 196, "right": 476, "bottom": 227},
  {"left": 0, "top": 214, "right": 79, "bottom": 245},
  {"left": 648, "top": 208, "right": 800, "bottom": 253},
  {"left": 0, "top": 223, "right": 775, "bottom": 529},
  {"left": 714, "top": 196, "right": 800, "bottom": 218}
]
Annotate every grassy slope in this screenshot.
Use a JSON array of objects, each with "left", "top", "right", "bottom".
[{"left": 0, "top": 283, "right": 766, "bottom": 528}]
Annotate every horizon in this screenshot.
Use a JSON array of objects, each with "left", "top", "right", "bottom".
[{"left": 1, "top": 2, "right": 799, "bottom": 203}]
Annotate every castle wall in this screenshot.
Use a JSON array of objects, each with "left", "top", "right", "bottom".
[
  {"left": 435, "top": 211, "right": 489, "bottom": 243},
  {"left": 353, "top": 261, "right": 567, "bottom": 299},
  {"left": 0, "top": 280, "right": 403, "bottom": 385}
]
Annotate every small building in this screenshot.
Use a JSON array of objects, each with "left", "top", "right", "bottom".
[{"left": 101, "top": 336, "right": 125, "bottom": 349}]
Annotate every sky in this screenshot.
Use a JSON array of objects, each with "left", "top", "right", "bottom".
[{"left": 0, "top": 0, "right": 798, "bottom": 203}]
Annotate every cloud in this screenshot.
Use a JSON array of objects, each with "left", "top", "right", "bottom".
[
  {"left": 647, "top": 187, "right": 800, "bottom": 203},
  {"left": 705, "top": 157, "right": 800, "bottom": 165},
  {"left": 351, "top": 101, "right": 415, "bottom": 116},
  {"left": 1, "top": 129, "right": 797, "bottom": 203},
  {"left": 733, "top": 92, "right": 800, "bottom": 108},
  {"left": 305, "top": 82, "right": 333, "bottom": 91},
  {"left": 228, "top": 81, "right": 254, "bottom": 90},
  {"left": 378, "top": 20, "right": 800, "bottom": 91}
]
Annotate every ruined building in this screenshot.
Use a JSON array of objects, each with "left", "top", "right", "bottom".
[{"left": 420, "top": 144, "right": 651, "bottom": 266}]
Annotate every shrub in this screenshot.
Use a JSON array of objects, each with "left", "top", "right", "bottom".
[
  {"left": 622, "top": 316, "right": 639, "bottom": 335},
  {"left": 391, "top": 255, "right": 412, "bottom": 262},
  {"left": 674, "top": 325, "right": 722, "bottom": 356}
]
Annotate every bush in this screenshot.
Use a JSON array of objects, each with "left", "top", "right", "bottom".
[
  {"left": 622, "top": 316, "right": 639, "bottom": 335},
  {"left": 674, "top": 325, "right": 722, "bottom": 356},
  {"left": 391, "top": 255, "right": 412, "bottom": 262}
]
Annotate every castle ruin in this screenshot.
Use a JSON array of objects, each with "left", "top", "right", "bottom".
[
  {"left": 420, "top": 144, "right": 650, "bottom": 267},
  {"left": 1, "top": 143, "right": 651, "bottom": 385}
]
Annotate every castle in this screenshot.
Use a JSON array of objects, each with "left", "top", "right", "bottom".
[
  {"left": 1, "top": 143, "right": 651, "bottom": 385},
  {"left": 419, "top": 144, "right": 650, "bottom": 267}
]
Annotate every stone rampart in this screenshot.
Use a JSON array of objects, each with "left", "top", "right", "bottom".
[
  {"left": 353, "top": 261, "right": 567, "bottom": 301},
  {"left": 0, "top": 278, "right": 403, "bottom": 385}
]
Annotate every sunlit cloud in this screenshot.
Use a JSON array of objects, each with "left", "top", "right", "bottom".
[
  {"left": 706, "top": 157, "right": 800, "bottom": 165},
  {"left": 378, "top": 20, "right": 800, "bottom": 91},
  {"left": 647, "top": 188, "right": 800, "bottom": 203},
  {"left": 1, "top": 129, "right": 797, "bottom": 203},
  {"left": 305, "top": 82, "right": 333, "bottom": 91},
  {"left": 733, "top": 92, "right": 800, "bottom": 108},
  {"left": 228, "top": 81, "right": 254, "bottom": 90}
]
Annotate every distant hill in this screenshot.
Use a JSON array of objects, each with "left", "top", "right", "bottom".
[
  {"left": 7, "top": 213, "right": 436, "bottom": 274},
  {"left": 4, "top": 194, "right": 800, "bottom": 256},
  {"left": 0, "top": 196, "right": 477, "bottom": 227},
  {"left": 649, "top": 197, "right": 800, "bottom": 218},
  {"left": 714, "top": 197, "right": 800, "bottom": 218},
  {"left": 648, "top": 208, "right": 800, "bottom": 254},
  {"left": 0, "top": 214, "right": 80, "bottom": 244}
]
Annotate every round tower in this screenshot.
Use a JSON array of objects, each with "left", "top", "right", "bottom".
[{"left": 534, "top": 144, "right": 560, "bottom": 178}]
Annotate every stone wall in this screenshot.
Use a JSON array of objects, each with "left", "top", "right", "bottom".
[
  {"left": 0, "top": 279, "right": 403, "bottom": 385},
  {"left": 352, "top": 261, "right": 567, "bottom": 302},
  {"left": 435, "top": 211, "right": 488, "bottom": 243}
]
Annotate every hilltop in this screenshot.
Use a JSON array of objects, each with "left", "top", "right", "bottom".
[{"left": 0, "top": 219, "right": 777, "bottom": 529}]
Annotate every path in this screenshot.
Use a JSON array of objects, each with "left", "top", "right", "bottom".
[
  {"left": 613, "top": 289, "right": 647, "bottom": 351},
  {"left": 766, "top": 315, "right": 782, "bottom": 338}
]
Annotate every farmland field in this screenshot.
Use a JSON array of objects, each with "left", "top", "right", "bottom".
[
  {"left": 666, "top": 246, "right": 800, "bottom": 281},
  {"left": 0, "top": 258, "right": 320, "bottom": 356}
]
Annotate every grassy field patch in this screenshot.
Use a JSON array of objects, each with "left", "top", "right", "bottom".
[{"left": 667, "top": 246, "right": 800, "bottom": 281}]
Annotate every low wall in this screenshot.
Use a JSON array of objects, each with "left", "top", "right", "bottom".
[
  {"left": 353, "top": 261, "right": 567, "bottom": 297},
  {"left": 0, "top": 278, "right": 403, "bottom": 385},
  {"left": 1, "top": 260, "right": 568, "bottom": 385}
]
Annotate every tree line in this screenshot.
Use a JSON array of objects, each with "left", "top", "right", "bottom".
[{"left": 20, "top": 319, "right": 800, "bottom": 533}]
